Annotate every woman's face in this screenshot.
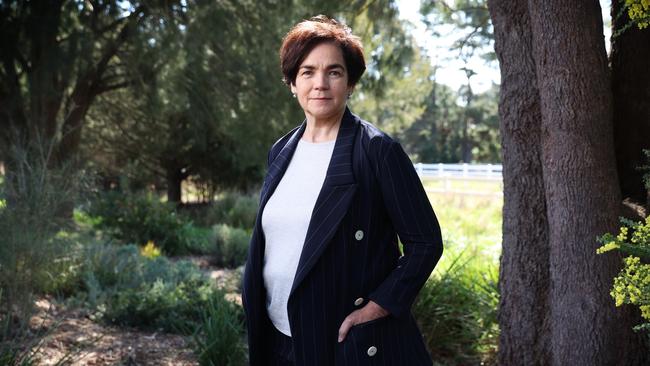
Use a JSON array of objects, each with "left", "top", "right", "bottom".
[{"left": 291, "top": 42, "right": 353, "bottom": 124}]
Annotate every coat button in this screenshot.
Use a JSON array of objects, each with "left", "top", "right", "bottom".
[
  {"left": 367, "top": 346, "right": 377, "bottom": 357},
  {"left": 354, "top": 297, "right": 364, "bottom": 306},
  {"left": 354, "top": 230, "right": 364, "bottom": 241}
]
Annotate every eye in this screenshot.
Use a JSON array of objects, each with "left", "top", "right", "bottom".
[
  {"left": 329, "top": 70, "right": 342, "bottom": 77},
  {"left": 301, "top": 70, "right": 313, "bottom": 76}
]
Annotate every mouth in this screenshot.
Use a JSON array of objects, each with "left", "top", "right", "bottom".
[{"left": 310, "top": 97, "right": 332, "bottom": 101}]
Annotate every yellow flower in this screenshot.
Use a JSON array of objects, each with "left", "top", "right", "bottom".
[
  {"left": 626, "top": 0, "right": 650, "bottom": 28},
  {"left": 141, "top": 240, "right": 161, "bottom": 259},
  {"left": 596, "top": 241, "right": 620, "bottom": 254},
  {"left": 641, "top": 305, "right": 650, "bottom": 320}
]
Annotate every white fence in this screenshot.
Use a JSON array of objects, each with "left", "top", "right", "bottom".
[
  {"left": 414, "top": 163, "right": 502, "bottom": 179},
  {"left": 414, "top": 163, "right": 503, "bottom": 197}
]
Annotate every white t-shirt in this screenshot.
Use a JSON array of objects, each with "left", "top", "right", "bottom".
[{"left": 262, "top": 138, "right": 336, "bottom": 336}]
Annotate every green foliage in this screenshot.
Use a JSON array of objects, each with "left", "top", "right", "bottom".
[
  {"left": 179, "top": 190, "right": 258, "bottom": 230},
  {"left": 212, "top": 224, "right": 250, "bottom": 268},
  {"left": 0, "top": 0, "right": 185, "bottom": 182},
  {"left": 209, "top": 192, "right": 258, "bottom": 229},
  {"left": 86, "top": 191, "right": 211, "bottom": 255},
  {"left": 76, "top": 242, "right": 228, "bottom": 333},
  {"left": 413, "top": 249, "right": 499, "bottom": 365},
  {"left": 190, "top": 294, "right": 246, "bottom": 366},
  {"left": 0, "top": 143, "right": 82, "bottom": 328},
  {"left": 597, "top": 216, "right": 650, "bottom": 334},
  {"left": 420, "top": 0, "right": 494, "bottom": 63},
  {"left": 83, "top": 0, "right": 419, "bottom": 195},
  {"left": 351, "top": 43, "right": 433, "bottom": 138},
  {"left": 403, "top": 82, "right": 500, "bottom": 163},
  {"left": 428, "top": 192, "right": 503, "bottom": 257},
  {"left": 626, "top": 0, "right": 650, "bottom": 29}
]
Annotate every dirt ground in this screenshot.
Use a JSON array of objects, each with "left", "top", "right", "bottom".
[{"left": 28, "top": 256, "right": 242, "bottom": 366}]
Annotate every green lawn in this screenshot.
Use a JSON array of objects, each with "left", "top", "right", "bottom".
[{"left": 424, "top": 178, "right": 503, "bottom": 267}]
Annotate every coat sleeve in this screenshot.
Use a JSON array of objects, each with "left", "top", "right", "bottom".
[{"left": 367, "top": 140, "right": 444, "bottom": 318}]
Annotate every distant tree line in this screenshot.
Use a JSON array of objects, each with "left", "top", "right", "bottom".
[{"left": 0, "top": 0, "right": 501, "bottom": 207}]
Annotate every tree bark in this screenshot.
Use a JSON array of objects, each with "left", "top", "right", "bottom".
[
  {"left": 165, "top": 166, "right": 185, "bottom": 204},
  {"left": 611, "top": 0, "right": 650, "bottom": 207},
  {"left": 527, "top": 0, "right": 647, "bottom": 364},
  {"left": 488, "top": 0, "right": 550, "bottom": 364}
]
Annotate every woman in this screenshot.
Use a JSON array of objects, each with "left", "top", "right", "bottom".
[{"left": 242, "top": 15, "right": 443, "bottom": 366}]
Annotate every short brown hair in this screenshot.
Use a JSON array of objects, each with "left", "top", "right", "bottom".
[{"left": 280, "top": 15, "right": 366, "bottom": 87}]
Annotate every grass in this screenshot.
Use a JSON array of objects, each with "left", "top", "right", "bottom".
[
  {"left": 428, "top": 190, "right": 503, "bottom": 265},
  {"left": 418, "top": 180, "right": 503, "bottom": 365}
]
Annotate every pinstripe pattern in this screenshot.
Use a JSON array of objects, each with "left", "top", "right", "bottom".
[
  {"left": 243, "top": 108, "right": 443, "bottom": 366},
  {"left": 265, "top": 323, "right": 295, "bottom": 365}
]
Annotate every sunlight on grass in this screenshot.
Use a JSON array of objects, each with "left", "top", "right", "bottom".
[{"left": 426, "top": 179, "right": 503, "bottom": 266}]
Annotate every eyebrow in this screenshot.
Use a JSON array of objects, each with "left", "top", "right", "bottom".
[{"left": 299, "top": 63, "right": 346, "bottom": 71}]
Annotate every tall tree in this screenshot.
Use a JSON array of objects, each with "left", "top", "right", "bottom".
[
  {"left": 0, "top": 0, "right": 183, "bottom": 207},
  {"left": 402, "top": 80, "right": 499, "bottom": 164},
  {"left": 84, "top": 0, "right": 416, "bottom": 202},
  {"left": 489, "top": 0, "right": 649, "bottom": 364},
  {"left": 488, "top": 0, "right": 549, "bottom": 363}
]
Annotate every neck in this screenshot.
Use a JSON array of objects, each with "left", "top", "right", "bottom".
[{"left": 302, "top": 109, "right": 345, "bottom": 143}]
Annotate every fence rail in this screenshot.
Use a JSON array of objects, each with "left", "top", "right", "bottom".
[
  {"left": 414, "top": 163, "right": 503, "bottom": 197},
  {"left": 414, "top": 163, "right": 502, "bottom": 179}
]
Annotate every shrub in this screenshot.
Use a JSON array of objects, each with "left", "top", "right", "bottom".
[
  {"left": 190, "top": 293, "right": 246, "bottom": 366},
  {"left": 86, "top": 191, "right": 211, "bottom": 255},
  {"left": 625, "top": 0, "right": 650, "bottom": 29},
  {"left": 413, "top": 250, "right": 499, "bottom": 366},
  {"left": 597, "top": 216, "right": 650, "bottom": 334},
  {"left": 181, "top": 224, "right": 215, "bottom": 255},
  {"left": 203, "top": 191, "right": 258, "bottom": 229},
  {"left": 76, "top": 242, "right": 228, "bottom": 333},
  {"left": 212, "top": 224, "right": 250, "bottom": 268},
  {"left": 0, "top": 143, "right": 83, "bottom": 331}
]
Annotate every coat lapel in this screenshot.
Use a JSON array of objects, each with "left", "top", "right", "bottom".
[
  {"left": 290, "top": 108, "right": 359, "bottom": 296},
  {"left": 259, "top": 122, "right": 306, "bottom": 210}
]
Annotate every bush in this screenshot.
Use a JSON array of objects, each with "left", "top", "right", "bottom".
[
  {"left": 413, "top": 250, "right": 499, "bottom": 366},
  {"left": 194, "top": 191, "right": 258, "bottom": 229},
  {"left": 76, "top": 242, "right": 229, "bottom": 333},
  {"left": 212, "top": 224, "right": 250, "bottom": 268},
  {"left": 0, "top": 144, "right": 82, "bottom": 329},
  {"left": 0, "top": 143, "right": 88, "bottom": 365},
  {"left": 597, "top": 216, "right": 650, "bottom": 334},
  {"left": 190, "top": 293, "right": 246, "bottom": 366},
  {"left": 86, "top": 191, "right": 211, "bottom": 255}
]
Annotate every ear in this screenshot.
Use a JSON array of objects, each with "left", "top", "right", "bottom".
[{"left": 290, "top": 83, "right": 297, "bottom": 95}]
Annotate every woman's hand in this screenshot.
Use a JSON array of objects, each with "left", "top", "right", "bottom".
[{"left": 337, "top": 300, "right": 389, "bottom": 342}]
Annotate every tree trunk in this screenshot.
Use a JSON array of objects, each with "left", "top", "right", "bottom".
[
  {"left": 488, "top": 0, "right": 551, "bottom": 364},
  {"left": 611, "top": 0, "right": 650, "bottom": 207},
  {"left": 527, "top": 0, "right": 647, "bottom": 364},
  {"left": 462, "top": 80, "right": 473, "bottom": 163},
  {"left": 166, "top": 167, "right": 184, "bottom": 204}
]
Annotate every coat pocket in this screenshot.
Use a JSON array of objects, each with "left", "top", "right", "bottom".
[
  {"left": 335, "top": 316, "right": 391, "bottom": 366},
  {"left": 335, "top": 315, "right": 433, "bottom": 366}
]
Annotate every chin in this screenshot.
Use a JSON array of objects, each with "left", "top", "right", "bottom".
[{"left": 307, "top": 106, "right": 345, "bottom": 119}]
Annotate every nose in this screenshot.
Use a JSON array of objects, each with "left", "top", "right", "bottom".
[{"left": 314, "top": 71, "right": 330, "bottom": 90}]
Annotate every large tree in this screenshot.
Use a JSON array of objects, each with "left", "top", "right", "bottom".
[
  {"left": 488, "top": 0, "right": 549, "bottom": 362},
  {"left": 0, "top": 0, "right": 184, "bottom": 208},
  {"left": 489, "top": 0, "right": 649, "bottom": 364},
  {"left": 1, "top": 0, "right": 409, "bottom": 204}
]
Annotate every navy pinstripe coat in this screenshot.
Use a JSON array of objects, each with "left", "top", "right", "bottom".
[{"left": 242, "top": 107, "right": 443, "bottom": 366}]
